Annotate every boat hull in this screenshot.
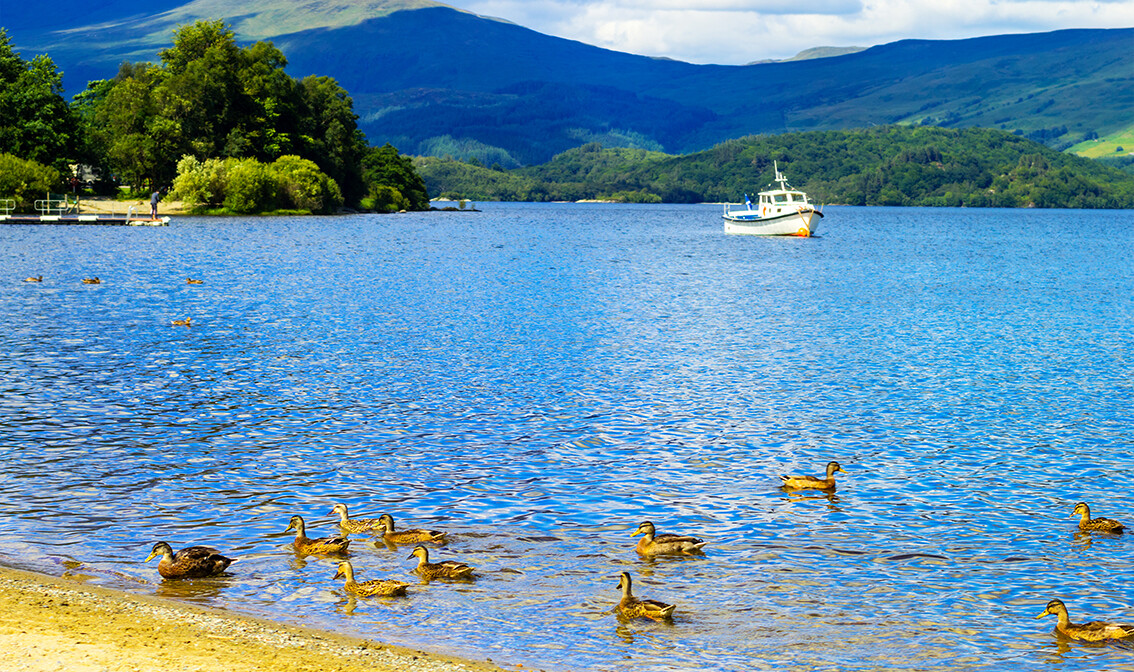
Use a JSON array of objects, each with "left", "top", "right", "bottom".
[{"left": 723, "top": 208, "right": 823, "bottom": 236}]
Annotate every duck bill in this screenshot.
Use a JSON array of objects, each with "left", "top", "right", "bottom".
[
  {"left": 1034, "top": 610, "right": 1050, "bottom": 619},
  {"left": 333, "top": 569, "right": 344, "bottom": 580},
  {"left": 144, "top": 550, "right": 159, "bottom": 563}
]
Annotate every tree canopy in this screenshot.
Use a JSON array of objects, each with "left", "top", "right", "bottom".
[
  {"left": 79, "top": 20, "right": 367, "bottom": 201},
  {"left": 0, "top": 29, "right": 79, "bottom": 173}
]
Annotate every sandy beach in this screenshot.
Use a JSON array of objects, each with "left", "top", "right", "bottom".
[{"left": 0, "top": 565, "right": 505, "bottom": 672}]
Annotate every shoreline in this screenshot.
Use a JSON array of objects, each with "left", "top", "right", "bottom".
[{"left": 0, "top": 564, "right": 505, "bottom": 672}]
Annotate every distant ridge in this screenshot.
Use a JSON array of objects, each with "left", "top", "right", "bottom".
[
  {"left": 7, "top": 1, "right": 1133, "bottom": 164},
  {"left": 748, "top": 46, "right": 866, "bottom": 65}
]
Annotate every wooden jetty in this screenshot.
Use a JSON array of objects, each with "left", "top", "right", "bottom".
[
  {"left": 1, "top": 213, "right": 169, "bottom": 226},
  {"left": 1, "top": 195, "right": 170, "bottom": 226}
]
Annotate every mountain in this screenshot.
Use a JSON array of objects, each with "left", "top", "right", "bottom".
[{"left": 7, "top": 1, "right": 1133, "bottom": 165}]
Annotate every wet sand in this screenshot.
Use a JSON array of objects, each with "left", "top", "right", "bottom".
[{"left": 0, "top": 565, "right": 504, "bottom": 672}]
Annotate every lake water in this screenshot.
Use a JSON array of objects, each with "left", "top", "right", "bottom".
[{"left": 1, "top": 204, "right": 1133, "bottom": 671}]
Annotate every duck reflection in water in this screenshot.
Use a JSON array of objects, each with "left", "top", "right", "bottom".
[{"left": 784, "top": 489, "right": 842, "bottom": 511}]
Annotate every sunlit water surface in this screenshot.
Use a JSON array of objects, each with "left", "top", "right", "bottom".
[{"left": 1, "top": 204, "right": 1133, "bottom": 671}]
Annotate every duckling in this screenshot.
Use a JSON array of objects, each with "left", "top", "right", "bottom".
[
  {"left": 780, "top": 461, "right": 847, "bottom": 491},
  {"left": 329, "top": 503, "right": 385, "bottom": 534},
  {"left": 407, "top": 545, "right": 474, "bottom": 580},
  {"left": 376, "top": 513, "right": 447, "bottom": 544},
  {"left": 333, "top": 560, "right": 410, "bottom": 597},
  {"left": 1072, "top": 502, "right": 1124, "bottom": 534},
  {"left": 170, "top": 317, "right": 192, "bottom": 327},
  {"left": 632, "top": 521, "right": 707, "bottom": 556},
  {"left": 144, "top": 541, "right": 234, "bottom": 579},
  {"left": 1035, "top": 599, "right": 1134, "bottom": 641},
  {"left": 615, "top": 571, "right": 675, "bottom": 621},
  {"left": 186, "top": 278, "right": 204, "bottom": 285},
  {"left": 284, "top": 515, "right": 351, "bottom": 555},
  {"left": 24, "top": 275, "right": 42, "bottom": 282},
  {"left": 81, "top": 277, "right": 100, "bottom": 285}
]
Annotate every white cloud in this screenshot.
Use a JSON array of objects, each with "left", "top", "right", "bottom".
[{"left": 455, "top": 1, "right": 1134, "bottom": 63}]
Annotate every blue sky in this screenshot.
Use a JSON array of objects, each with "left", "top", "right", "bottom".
[{"left": 454, "top": 1, "right": 1134, "bottom": 64}]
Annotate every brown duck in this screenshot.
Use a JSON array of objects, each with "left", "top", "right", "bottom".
[
  {"left": 615, "top": 572, "right": 675, "bottom": 621},
  {"left": 144, "top": 541, "right": 234, "bottom": 579},
  {"left": 632, "top": 520, "right": 707, "bottom": 556},
  {"left": 377, "top": 513, "right": 447, "bottom": 544},
  {"left": 407, "top": 545, "right": 474, "bottom": 580},
  {"left": 333, "top": 561, "right": 410, "bottom": 597},
  {"left": 284, "top": 515, "right": 351, "bottom": 555},
  {"left": 1036, "top": 599, "right": 1134, "bottom": 641},
  {"left": 780, "top": 461, "right": 847, "bottom": 491},
  {"left": 1072, "top": 502, "right": 1124, "bottom": 533}
]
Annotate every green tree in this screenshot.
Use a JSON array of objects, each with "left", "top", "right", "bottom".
[
  {"left": 297, "top": 75, "right": 366, "bottom": 205},
  {"left": 0, "top": 30, "right": 79, "bottom": 173},
  {"left": 361, "top": 143, "right": 430, "bottom": 211},
  {"left": 0, "top": 153, "right": 61, "bottom": 207}
]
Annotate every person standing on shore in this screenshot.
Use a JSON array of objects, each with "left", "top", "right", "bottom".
[{"left": 150, "top": 189, "right": 161, "bottom": 219}]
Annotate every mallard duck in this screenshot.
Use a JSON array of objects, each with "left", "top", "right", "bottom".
[
  {"left": 81, "top": 277, "right": 100, "bottom": 285},
  {"left": 632, "top": 521, "right": 707, "bottom": 556},
  {"left": 1035, "top": 599, "right": 1134, "bottom": 641},
  {"left": 284, "top": 515, "right": 351, "bottom": 555},
  {"left": 329, "top": 503, "right": 385, "bottom": 534},
  {"left": 780, "top": 461, "right": 847, "bottom": 491},
  {"left": 24, "top": 275, "right": 42, "bottom": 282},
  {"left": 615, "top": 572, "right": 675, "bottom": 621},
  {"left": 376, "top": 513, "right": 447, "bottom": 544},
  {"left": 170, "top": 317, "right": 192, "bottom": 326},
  {"left": 186, "top": 278, "right": 204, "bottom": 285},
  {"left": 407, "top": 545, "right": 474, "bottom": 580},
  {"left": 144, "top": 541, "right": 234, "bottom": 579},
  {"left": 1073, "top": 502, "right": 1124, "bottom": 533},
  {"left": 333, "top": 560, "right": 410, "bottom": 597}
]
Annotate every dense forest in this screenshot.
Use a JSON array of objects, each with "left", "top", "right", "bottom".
[
  {"left": 0, "top": 23, "right": 429, "bottom": 214},
  {"left": 416, "top": 128, "right": 1134, "bottom": 208}
]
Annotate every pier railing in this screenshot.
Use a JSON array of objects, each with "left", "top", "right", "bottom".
[
  {"left": 34, "top": 193, "right": 79, "bottom": 215},
  {"left": 0, "top": 199, "right": 14, "bottom": 215}
]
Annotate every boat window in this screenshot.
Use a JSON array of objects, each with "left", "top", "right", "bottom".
[
  {"left": 774, "top": 194, "right": 787, "bottom": 203},
  {"left": 792, "top": 193, "right": 805, "bottom": 202}
]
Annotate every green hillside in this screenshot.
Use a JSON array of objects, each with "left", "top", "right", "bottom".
[
  {"left": 417, "top": 127, "right": 1134, "bottom": 208},
  {"left": 9, "top": 1, "right": 1133, "bottom": 165}
]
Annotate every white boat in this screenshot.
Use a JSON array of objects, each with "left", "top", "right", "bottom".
[{"left": 722, "top": 162, "right": 823, "bottom": 236}]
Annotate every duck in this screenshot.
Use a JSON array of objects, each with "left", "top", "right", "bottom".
[
  {"left": 1072, "top": 502, "right": 1124, "bottom": 533},
  {"left": 81, "top": 277, "right": 100, "bottom": 285},
  {"left": 333, "top": 560, "right": 410, "bottom": 597},
  {"left": 615, "top": 571, "right": 675, "bottom": 621},
  {"left": 186, "top": 278, "right": 204, "bottom": 285},
  {"left": 376, "top": 513, "right": 447, "bottom": 544},
  {"left": 632, "top": 521, "right": 707, "bottom": 556},
  {"left": 407, "top": 545, "right": 474, "bottom": 580},
  {"left": 144, "top": 541, "right": 234, "bottom": 579},
  {"left": 329, "top": 503, "right": 386, "bottom": 534},
  {"left": 284, "top": 515, "right": 351, "bottom": 555},
  {"left": 170, "top": 317, "right": 192, "bottom": 327},
  {"left": 24, "top": 275, "right": 43, "bottom": 282},
  {"left": 780, "top": 461, "right": 847, "bottom": 491},
  {"left": 1035, "top": 599, "right": 1134, "bottom": 641}
]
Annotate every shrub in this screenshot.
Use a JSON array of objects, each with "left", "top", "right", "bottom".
[
  {"left": 271, "top": 155, "right": 342, "bottom": 214},
  {"left": 0, "top": 153, "right": 61, "bottom": 209},
  {"left": 362, "top": 185, "right": 410, "bottom": 212},
  {"left": 170, "top": 155, "right": 228, "bottom": 208},
  {"left": 224, "top": 159, "right": 277, "bottom": 214}
]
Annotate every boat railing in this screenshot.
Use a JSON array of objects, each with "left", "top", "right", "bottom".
[{"left": 0, "top": 199, "right": 14, "bottom": 215}]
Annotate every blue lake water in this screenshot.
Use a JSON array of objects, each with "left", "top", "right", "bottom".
[{"left": 1, "top": 203, "right": 1133, "bottom": 671}]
